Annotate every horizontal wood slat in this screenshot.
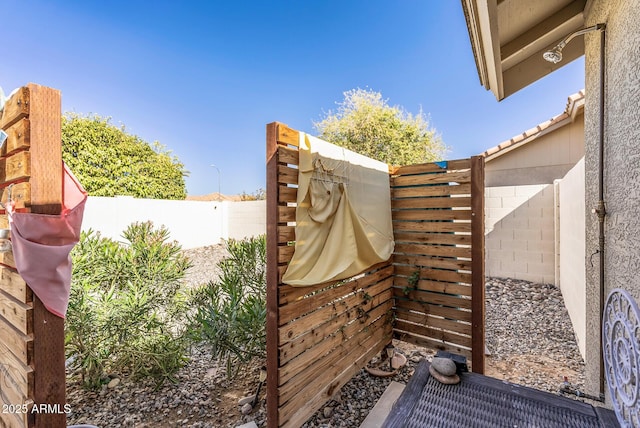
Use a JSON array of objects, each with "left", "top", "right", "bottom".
[
  {"left": 392, "top": 183, "right": 471, "bottom": 198},
  {"left": 394, "top": 331, "right": 471, "bottom": 361},
  {"left": 392, "top": 159, "right": 471, "bottom": 175},
  {"left": 1, "top": 182, "right": 31, "bottom": 210},
  {"left": 0, "top": 315, "right": 32, "bottom": 365},
  {"left": 392, "top": 196, "right": 471, "bottom": 210},
  {"left": 393, "top": 221, "right": 471, "bottom": 233},
  {"left": 0, "top": 292, "right": 32, "bottom": 335},
  {"left": 394, "top": 308, "right": 472, "bottom": 336},
  {"left": 2, "top": 119, "right": 30, "bottom": 157},
  {"left": 0, "top": 87, "right": 30, "bottom": 130},
  {"left": 393, "top": 231, "right": 471, "bottom": 246},
  {"left": 277, "top": 124, "right": 299, "bottom": 147},
  {"left": 394, "top": 298, "right": 472, "bottom": 323},
  {"left": 392, "top": 170, "right": 471, "bottom": 187},
  {"left": 278, "top": 146, "right": 299, "bottom": 166},
  {"left": 0, "top": 267, "right": 32, "bottom": 303},
  {"left": 392, "top": 209, "right": 471, "bottom": 221},
  {"left": 1, "top": 151, "right": 30, "bottom": 183}
]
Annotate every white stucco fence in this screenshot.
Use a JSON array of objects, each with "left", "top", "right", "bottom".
[
  {"left": 557, "top": 158, "right": 586, "bottom": 359},
  {"left": 81, "top": 196, "right": 266, "bottom": 249}
]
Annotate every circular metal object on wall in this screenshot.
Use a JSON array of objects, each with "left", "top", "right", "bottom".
[{"left": 603, "top": 288, "right": 640, "bottom": 427}]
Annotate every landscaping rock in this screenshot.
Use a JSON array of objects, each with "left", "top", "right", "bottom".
[
  {"left": 429, "top": 365, "right": 460, "bottom": 385},
  {"left": 431, "top": 357, "right": 457, "bottom": 376},
  {"left": 107, "top": 378, "right": 120, "bottom": 388}
]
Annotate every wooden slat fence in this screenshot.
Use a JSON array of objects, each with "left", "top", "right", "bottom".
[
  {"left": 0, "top": 84, "right": 66, "bottom": 428},
  {"left": 390, "top": 158, "right": 485, "bottom": 372},
  {"left": 266, "top": 123, "right": 394, "bottom": 428},
  {"left": 266, "top": 122, "right": 485, "bottom": 428}
]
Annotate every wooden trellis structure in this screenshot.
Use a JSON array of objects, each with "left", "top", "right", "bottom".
[
  {"left": 266, "top": 122, "right": 485, "bottom": 428},
  {"left": 0, "top": 84, "right": 66, "bottom": 428}
]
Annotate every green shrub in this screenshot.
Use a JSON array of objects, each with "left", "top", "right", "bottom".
[
  {"left": 190, "top": 235, "right": 266, "bottom": 378},
  {"left": 65, "top": 222, "right": 192, "bottom": 389}
]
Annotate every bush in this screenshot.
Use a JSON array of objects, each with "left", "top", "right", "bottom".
[
  {"left": 65, "top": 222, "right": 192, "bottom": 389},
  {"left": 190, "top": 236, "right": 266, "bottom": 378}
]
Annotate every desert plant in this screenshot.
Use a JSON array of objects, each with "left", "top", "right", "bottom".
[
  {"left": 190, "top": 235, "right": 266, "bottom": 378},
  {"left": 65, "top": 222, "right": 192, "bottom": 389}
]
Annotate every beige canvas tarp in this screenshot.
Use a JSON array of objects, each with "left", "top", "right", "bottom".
[{"left": 282, "top": 133, "right": 394, "bottom": 286}]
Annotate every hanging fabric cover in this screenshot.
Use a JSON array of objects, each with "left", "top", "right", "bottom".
[
  {"left": 9, "top": 163, "right": 87, "bottom": 318},
  {"left": 282, "top": 134, "right": 394, "bottom": 286}
]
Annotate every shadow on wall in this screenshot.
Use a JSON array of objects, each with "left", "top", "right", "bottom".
[{"left": 485, "top": 185, "right": 556, "bottom": 285}]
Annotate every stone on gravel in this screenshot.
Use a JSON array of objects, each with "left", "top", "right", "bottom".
[
  {"left": 431, "top": 357, "right": 457, "bottom": 376},
  {"left": 107, "top": 378, "right": 120, "bottom": 388},
  {"left": 429, "top": 365, "right": 460, "bottom": 385},
  {"left": 239, "top": 395, "right": 256, "bottom": 406},
  {"left": 240, "top": 403, "right": 253, "bottom": 415}
]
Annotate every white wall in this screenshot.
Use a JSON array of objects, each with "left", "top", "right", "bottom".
[
  {"left": 82, "top": 196, "right": 266, "bottom": 249},
  {"left": 485, "top": 185, "right": 556, "bottom": 285},
  {"left": 558, "top": 158, "right": 586, "bottom": 359}
]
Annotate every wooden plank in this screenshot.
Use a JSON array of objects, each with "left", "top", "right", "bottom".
[
  {"left": 470, "top": 155, "right": 485, "bottom": 374},
  {"left": 277, "top": 205, "right": 296, "bottom": 223},
  {"left": 392, "top": 221, "right": 471, "bottom": 234},
  {"left": 277, "top": 164, "right": 298, "bottom": 186},
  {"left": 0, "top": 251, "right": 16, "bottom": 269},
  {"left": 0, "top": 393, "right": 29, "bottom": 428},
  {"left": 1, "top": 183, "right": 31, "bottom": 210},
  {"left": 279, "top": 299, "right": 392, "bottom": 366},
  {"left": 0, "top": 338, "right": 33, "bottom": 398},
  {"left": 279, "top": 282, "right": 393, "bottom": 345},
  {"left": 1, "top": 151, "right": 31, "bottom": 183},
  {"left": 394, "top": 275, "right": 472, "bottom": 296},
  {"left": 266, "top": 122, "right": 280, "bottom": 428},
  {"left": 279, "top": 307, "right": 391, "bottom": 398},
  {"left": 392, "top": 196, "right": 471, "bottom": 210},
  {"left": 394, "top": 298, "right": 472, "bottom": 323},
  {"left": 395, "top": 319, "right": 472, "bottom": 348},
  {"left": 394, "top": 242, "right": 472, "bottom": 259},
  {"left": 277, "top": 226, "right": 295, "bottom": 244},
  {"left": 394, "top": 331, "right": 471, "bottom": 361},
  {"left": 2, "top": 119, "right": 30, "bottom": 157},
  {"left": 394, "top": 265, "right": 472, "bottom": 284},
  {"left": 278, "top": 261, "right": 391, "bottom": 305},
  {"left": 395, "top": 308, "right": 472, "bottom": 336},
  {"left": 392, "top": 209, "right": 472, "bottom": 221},
  {"left": 278, "top": 185, "right": 297, "bottom": 204},
  {"left": 0, "top": 215, "right": 7, "bottom": 229},
  {"left": 393, "top": 254, "right": 472, "bottom": 272},
  {"left": 393, "top": 231, "right": 471, "bottom": 246},
  {"left": 395, "top": 288, "right": 472, "bottom": 310},
  {"left": 0, "top": 87, "right": 30, "bottom": 130},
  {"left": 279, "top": 323, "right": 392, "bottom": 427},
  {"left": 392, "top": 170, "right": 471, "bottom": 187},
  {"left": 278, "top": 145, "right": 299, "bottom": 166},
  {"left": 0, "top": 292, "right": 32, "bottom": 335},
  {"left": 278, "top": 245, "right": 294, "bottom": 264},
  {"left": 276, "top": 123, "right": 299, "bottom": 147},
  {"left": 0, "top": 315, "right": 32, "bottom": 365},
  {"left": 27, "top": 83, "right": 66, "bottom": 428},
  {"left": 0, "top": 267, "right": 32, "bottom": 303},
  {"left": 279, "top": 265, "right": 393, "bottom": 325},
  {"left": 393, "top": 183, "right": 471, "bottom": 198},
  {"left": 392, "top": 159, "right": 471, "bottom": 176}
]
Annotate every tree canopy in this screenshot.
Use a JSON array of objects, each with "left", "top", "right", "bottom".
[
  {"left": 62, "top": 114, "right": 188, "bottom": 199},
  {"left": 314, "top": 88, "right": 446, "bottom": 166}
]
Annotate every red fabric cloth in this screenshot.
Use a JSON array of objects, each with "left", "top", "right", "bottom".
[{"left": 10, "top": 163, "right": 87, "bottom": 318}]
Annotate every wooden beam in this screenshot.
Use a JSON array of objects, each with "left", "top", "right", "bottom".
[
  {"left": 27, "top": 83, "right": 66, "bottom": 428},
  {"left": 470, "top": 155, "right": 485, "bottom": 374},
  {"left": 265, "top": 122, "right": 280, "bottom": 428}
]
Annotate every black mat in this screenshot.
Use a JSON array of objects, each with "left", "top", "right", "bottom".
[{"left": 383, "top": 360, "right": 619, "bottom": 428}]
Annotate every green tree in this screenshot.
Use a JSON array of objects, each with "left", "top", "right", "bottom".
[
  {"left": 314, "top": 88, "right": 446, "bottom": 166},
  {"left": 62, "top": 114, "right": 188, "bottom": 199}
]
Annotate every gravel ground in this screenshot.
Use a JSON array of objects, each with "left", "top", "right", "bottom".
[{"left": 67, "top": 245, "right": 587, "bottom": 428}]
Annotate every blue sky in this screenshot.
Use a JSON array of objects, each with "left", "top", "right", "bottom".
[{"left": 2, "top": 1, "right": 584, "bottom": 196}]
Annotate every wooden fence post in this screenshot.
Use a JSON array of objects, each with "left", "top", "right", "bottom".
[{"left": 470, "top": 155, "right": 485, "bottom": 374}]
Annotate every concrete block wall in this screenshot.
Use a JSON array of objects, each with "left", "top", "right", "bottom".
[
  {"left": 82, "top": 197, "right": 266, "bottom": 249},
  {"left": 485, "top": 184, "right": 556, "bottom": 284}
]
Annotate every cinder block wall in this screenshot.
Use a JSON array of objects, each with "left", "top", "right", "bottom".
[{"left": 485, "top": 185, "right": 556, "bottom": 284}]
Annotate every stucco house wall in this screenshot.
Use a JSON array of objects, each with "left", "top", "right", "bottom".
[{"left": 583, "top": 0, "right": 640, "bottom": 397}]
